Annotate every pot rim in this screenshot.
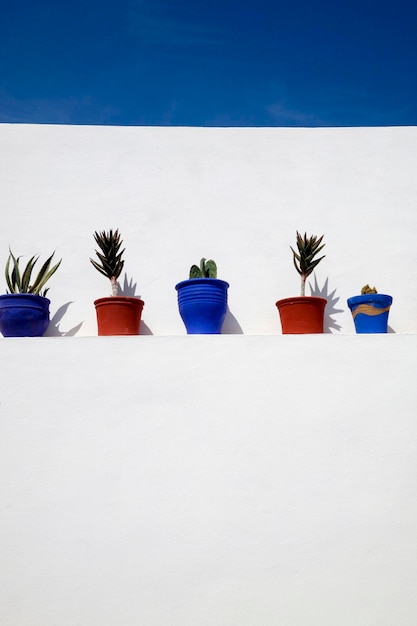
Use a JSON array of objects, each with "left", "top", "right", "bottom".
[
  {"left": 347, "top": 294, "right": 392, "bottom": 307},
  {"left": 94, "top": 296, "right": 144, "bottom": 306},
  {"left": 0, "top": 293, "right": 51, "bottom": 304},
  {"left": 175, "top": 278, "right": 229, "bottom": 291},
  {"left": 276, "top": 296, "right": 327, "bottom": 306}
]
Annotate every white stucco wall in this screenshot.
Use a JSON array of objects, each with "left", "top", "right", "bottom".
[
  {"left": 1, "top": 125, "right": 417, "bottom": 625},
  {"left": 1, "top": 335, "right": 416, "bottom": 626},
  {"left": 0, "top": 124, "right": 416, "bottom": 335}
]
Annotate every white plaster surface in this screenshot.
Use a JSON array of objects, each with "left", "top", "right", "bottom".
[
  {"left": 1, "top": 125, "right": 417, "bottom": 624},
  {"left": 1, "top": 335, "right": 416, "bottom": 626},
  {"left": 0, "top": 124, "right": 416, "bottom": 335}
]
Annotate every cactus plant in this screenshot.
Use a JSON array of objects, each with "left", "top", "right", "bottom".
[
  {"left": 5, "top": 249, "right": 61, "bottom": 297},
  {"left": 290, "top": 231, "right": 325, "bottom": 296},
  {"left": 189, "top": 258, "right": 217, "bottom": 279},
  {"left": 90, "top": 229, "right": 125, "bottom": 296},
  {"left": 361, "top": 284, "right": 377, "bottom": 295}
]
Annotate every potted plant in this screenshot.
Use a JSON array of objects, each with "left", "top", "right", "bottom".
[
  {"left": 347, "top": 284, "right": 392, "bottom": 333},
  {"left": 175, "top": 258, "right": 229, "bottom": 334},
  {"left": 0, "top": 249, "right": 61, "bottom": 337},
  {"left": 91, "top": 229, "right": 144, "bottom": 336},
  {"left": 276, "top": 231, "right": 327, "bottom": 334}
]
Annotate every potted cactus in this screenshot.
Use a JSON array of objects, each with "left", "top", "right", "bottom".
[
  {"left": 91, "top": 229, "right": 144, "bottom": 336},
  {"left": 175, "top": 258, "right": 229, "bottom": 334},
  {"left": 276, "top": 231, "right": 327, "bottom": 334},
  {"left": 347, "top": 284, "right": 392, "bottom": 333},
  {"left": 0, "top": 249, "right": 61, "bottom": 337}
]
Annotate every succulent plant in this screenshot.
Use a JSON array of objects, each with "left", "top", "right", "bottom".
[
  {"left": 90, "top": 229, "right": 125, "bottom": 296},
  {"left": 361, "top": 284, "right": 378, "bottom": 295},
  {"left": 189, "top": 258, "right": 217, "bottom": 279},
  {"left": 5, "top": 249, "right": 61, "bottom": 297},
  {"left": 291, "top": 231, "right": 325, "bottom": 296}
]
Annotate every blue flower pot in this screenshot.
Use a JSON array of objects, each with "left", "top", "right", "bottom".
[
  {"left": 0, "top": 294, "right": 50, "bottom": 337},
  {"left": 347, "top": 294, "right": 392, "bottom": 334},
  {"left": 175, "top": 278, "right": 229, "bottom": 334}
]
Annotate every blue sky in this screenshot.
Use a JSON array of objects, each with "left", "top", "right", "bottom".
[{"left": 0, "top": 0, "right": 416, "bottom": 126}]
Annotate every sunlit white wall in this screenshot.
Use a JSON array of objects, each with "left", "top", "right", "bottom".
[
  {"left": 1, "top": 124, "right": 416, "bottom": 335},
  {"left": 1, "top": 335, "right": 416, "bottom": 626},
  {"left": 1, "top": 125, "right": 417, "bottom": 626}
]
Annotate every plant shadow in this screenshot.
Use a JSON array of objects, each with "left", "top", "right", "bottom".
[
  {"left": 119, "top": 273, "right": 154, "bottom": 335},
  {"left": 45, "top": 302, "right": 83, "bottom": 337},
  {"left": 118, "top": 274, "right": 139, "bottom": 297},
  {"left": 309, "top": 275, "right": 344, "bottom": 333}
]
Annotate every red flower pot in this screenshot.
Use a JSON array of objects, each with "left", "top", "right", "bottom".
[
  {"left": 94, "top": 296, "right": 144, "bottom": 336},
  {"left": 276, "top": 296, "right": 327, "bottom": 334}
]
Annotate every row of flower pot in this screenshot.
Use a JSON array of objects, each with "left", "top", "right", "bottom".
[
  {"left": 0, "top": 230, "right": 393, "bottom": 337},
  {"left": 0, "top": 278, "right": 393, "bottom": 337}
]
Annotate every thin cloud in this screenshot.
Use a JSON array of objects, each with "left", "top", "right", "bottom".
[
  {"left": 127, "top": 0, "right": 224, "bottom": 48},
  {"left": 324, "top": 91, "right": 417, "bottom": 125},
  {"left": 0, "top": 91, "right": 119, "bottom": 125},
  {"left": 266, "top": 101, "right": 324, "bottom": 126}
]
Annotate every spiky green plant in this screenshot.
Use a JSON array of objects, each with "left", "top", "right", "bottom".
[
  {"left": 361, "top": 284, "right": 378, "bottom": 295},
  {"left": 189, "top": 258, "right": 217, "bottom": 279},
  {"left": 5, "top": 249, "right": 61, "bottom": 297},
  {"left": 291, "top": 231, "right": 325, "bottom": 296},
  {"left": 90, "top": 229, "right": 125, "bottom": 296}
]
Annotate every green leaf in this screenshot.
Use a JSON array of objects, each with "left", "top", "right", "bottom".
[
  {"left": 5, "top": 253, "right": 14, "bottom": 292},
  {"left": 91, "top": 229, "right": 125, "bottom": 282},
  {"left": 292, "top": 231, "right": 325, "bottom": 278},
  {"left": 30, "top": 253, "right": 61, "bottom": 295},
  {"left": 9, "top": 250, "right": 22, "bottom": 293},
  {"left": 204, "top": 259, "right": 217, "bottom": 278},
  {"left": 290, "top": 246, "right": 301, "bottom": 262},
  {"left": 292, "top": 255, "right": 302, "bottom": 275},
  {"left": 21, "top": 255, "right": 38, "bottom": 292},
  {"left": 5, "top": 250, "right": 61, "bottom": 294},
  {"left": 189, "top": 264, "right": 202, "bottom": 279}
]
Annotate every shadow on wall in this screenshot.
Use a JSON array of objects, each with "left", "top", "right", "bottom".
[
  {"left": 140, "top": 321, "right": 153, "bottom": 335},
  {"left": 310, "top": 276, "right": 344, "bottom": 333},
  {"left": 222, "top": 308, "right": 244, "bottom": 334},
  {"left": 119, "top": 273, "right": 154, "bottom": 334},
  {"left": 45, "top": 302, "right": 83, "bottom": 337},
  {"left": 118, "top": 275, "right": 138, "bottom": 297}
]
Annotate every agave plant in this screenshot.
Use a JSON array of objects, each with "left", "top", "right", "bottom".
[
  {"left": 291, "top": 231, "right": 325, "bottom": 296},
  {"left": 5, "top": 249, "right": 61, "bottom": 297},
  {"left": 90, "top": 229, "right": 125, "bottom": 296},
  {"left": 189, "top": 258, "right": 217, "bottom": 279}
]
